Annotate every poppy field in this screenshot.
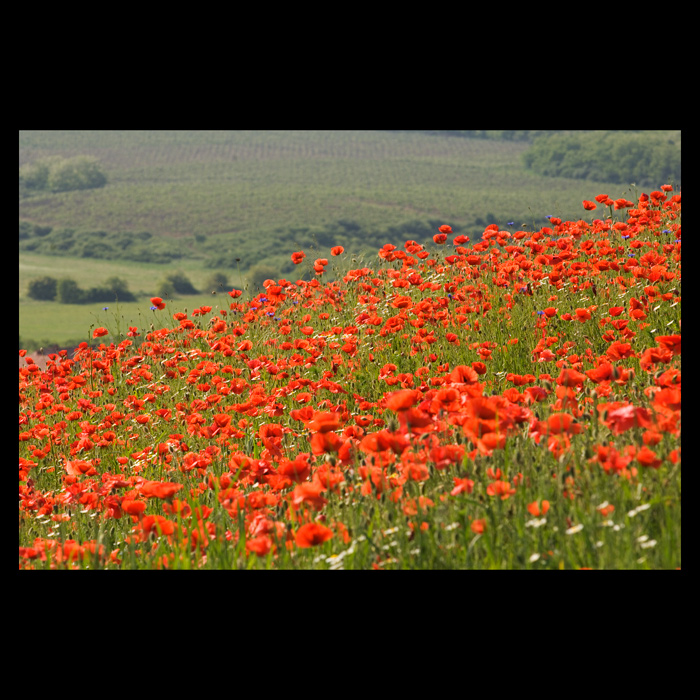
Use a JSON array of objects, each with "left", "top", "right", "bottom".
[{"left": 19, "top": 187, "right": 681, "bottom": 569}]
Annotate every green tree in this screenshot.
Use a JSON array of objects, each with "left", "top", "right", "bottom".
[
  {"left": 56, "top": 277, "right": 85, "bottom": 304},
  {"left": 163, "top": 271, "right": 198, "bottom": 295},
  {"left": 47, "top": 156, "right": 107, "bottom": 192},
  {"left": 155, "top": 279, "right": 177, "bottom": 300},
  {"left": 247, "top": 263, "right": 279, "bottom": 294},
  {"left": 204, "top": 271, "right": 229, "bottom": 294},
  {"left": 27, "top": 276, "right": 58, "bottom": 301},
  {"left": 19, "top": 157, "right": 55, "bottom": 191},
  {"left": 20, "top": 155, "right": 108, "bottom": 194},
  {"left": 104, "top": 276, "right": 136, "bottom": 302}
]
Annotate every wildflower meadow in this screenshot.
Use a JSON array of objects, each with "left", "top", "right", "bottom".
[{"left": 19, "top": 187, "right": 681, "bottom": 569}]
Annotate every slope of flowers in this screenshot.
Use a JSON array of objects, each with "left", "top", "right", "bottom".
[{"left": 19, "top": 188, "right": 681, "bottom": 569}]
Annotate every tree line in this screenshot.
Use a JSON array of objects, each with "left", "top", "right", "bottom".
[
  {"left": 19, "top": 155, "right": 107, "bottom": 194},
  {"left": 521, "top": 131, "right": 680, "bottom": 187},
  {"left": 393, "top": 130, "right": 680, "bottom": 187},
  {"left": 24, "top": 270, "right": 231, "bottom": 305}
]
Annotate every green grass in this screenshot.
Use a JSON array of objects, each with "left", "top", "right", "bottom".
[{"left": 18, "top": 252, "right": 241, "bottom": 349}]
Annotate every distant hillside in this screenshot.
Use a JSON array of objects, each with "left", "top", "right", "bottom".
[{"left": 19, "top": 130, "right": 678, "bottom": 279}]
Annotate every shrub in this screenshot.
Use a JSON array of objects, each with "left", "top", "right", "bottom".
[
  {"left": 104, "top": 276, "right": 136, "bottom": 302},
  {"left": 56, "top": 277, "right": 85, "bottom": 304},
  {"left": 162, "top": 271, "right": 198, "bottom": 295},
  {"left": 247, "top": 263, "right": 279, "bottom": 294},
  {"left": 19, "top": 158, "right": 53, "bottom": 191},
  {"left": 204, "top": 271, "right": 229, "bottom": 294},
  {"left": 20, "top": 155, "right": 107, "bottom": 193},
  {"left": 27, "top": 276, "right": 58, "bottom": 301},
  {"left": 522, "top": 131, "right": 681, "bottom": 186},
  {"left": 155, "top": 279, "right": 177, "bottom": 300},
  {"left": 47, "top": 156, "right": 107, "bottom": 192}
]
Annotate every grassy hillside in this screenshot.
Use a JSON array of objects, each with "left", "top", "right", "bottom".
[
  {"left": 19, "top": 130, "right": 641, "bottom": 243},
  {"left": 19, "top": 130, "right": 667, "bottom": 349}
]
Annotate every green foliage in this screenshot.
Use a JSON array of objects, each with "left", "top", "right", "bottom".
[
  {"left": 56, "top": 277, "right": 84, "bottom": 304},
  {"left": 246, "top": 263, "right": 279, "bottom": 294},
  {"left": 204, "top": 271, "right": 229, "bottom": 294},
  {"left": 55, "top": 276, "right": 136, "bottom": 304},
  {"left": 18, "top": 225, "right": 183, "bottom": 263},
  {"left": 162, "top": 270, "right": 198, "bottom": 295},
  {"left": 155, "top": 280, "right": 176, "bottom": 299},
  {"left": 522, "top": 131, "right": 681, "bottom": 187},
  {"left": 20, "top": 155, "right": 107, "bottom": 193},
  {"left": 102, "top": 276, "right": 137, "bottom": 302},
  {"left": 154, "top": 270, "right": 199, "bottom": 299},
  {"left": 27, "top": 276, "right": 58, "bottom": 301}
]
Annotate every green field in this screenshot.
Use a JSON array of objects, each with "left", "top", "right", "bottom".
[
  {"left": 18, "top": 252, "right": 242, "bottom": 349},
  {"left": 19, "top": 130, "right": 670, "bottom": 350}
]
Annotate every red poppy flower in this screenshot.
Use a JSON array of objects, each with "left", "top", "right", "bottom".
[
  {"left": 150, "top": 297, "right": 166, "bottom": 310},
  {"left": 121, "top": 499, "right": 147, "bottom": 518},
  {"left": 606, "top": 341, "right": 636, "bottom": 360},
  {"left": 385, "top": 389, "right": 419, "bottom": 411},
  {"left": 141, "top": 514, "right": 175, "bottom": 537},
  {"left": 585, "top": 362, "right": 613, "bottom": 383},
  {"left": 546, "top": 412, "right": 581, "bottom": 435},
  {"left": 291, "top": 481, "right": 328, "bottom": 511},
  {"left": 331, "top": 246, "right": 345, "bottom": 256},
  {"left": 470, "top": 518, "right": 487, "bottom": 534},
  {"left": 93, "top": 327, "right": 109, "bottom": 338},
  {"left": 448, "top": 364, "right": 480, "bottom": 384},
  {"left": 527, "top": 500, "right": 550, "bottom": 517},
  {"left": 295, "top": 522, "right": 333, "bottom": 548},
  {"left": 64, "top": 459, "right": 97, "bottom": 476},
  {"left": 307, "top": 411, "right": 344, "bottom": 433},
  {"left": 433, "top": 233, "right": 448, "bottom": 245},
  {"left": 603, "top": 404, "right": 653, "bottom": 434},
  {"left": 277, "top": 455, "right": 312, "bottom": 483},
  {"left": 654, "top": 334, "right": 681, "bottom": 355},
  {"left": 636, "top": 446, "right": 662, "bottom": 469},
  {"left": 486, "top": 480, "right": 516, "bottom": 500},
  {"left": 139, "top": 480, "right": 184, "bottom": 499},
  {"left": 583, "top": 200, "right": 597, "bottom": 210},
  {"left": 451, "top": 477, "right": 475, "bottom": 496},
  {"left": 556, "top": 368, "right": 586, "bottom": 387},
  {"left": 246, "top": 535, "right": 274, "bottom": 556},
  {"left": 291, "top": 251, "right": 306, "bottom": 265}
]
